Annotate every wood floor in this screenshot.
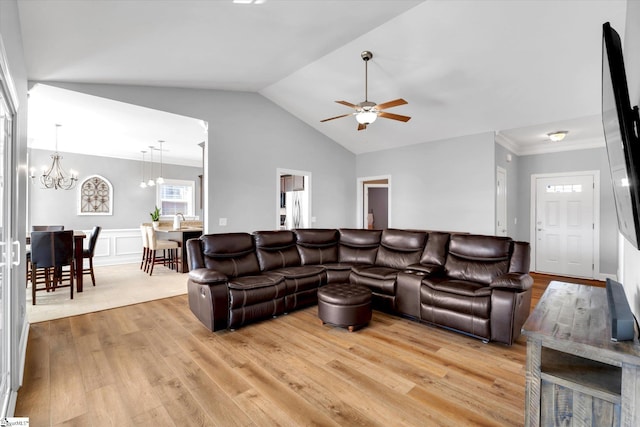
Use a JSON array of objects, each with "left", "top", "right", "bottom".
[{"left": 15, "top": 273, "right": 604, "bottom": 426}]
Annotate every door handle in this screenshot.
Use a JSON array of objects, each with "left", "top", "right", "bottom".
[{"left": 12, "top": 240, "right": 20, "bottom": 266}]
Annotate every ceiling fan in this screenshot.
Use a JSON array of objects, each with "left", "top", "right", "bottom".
[{"left": 321, "top": 50, "right": 411, "bottom": 131}]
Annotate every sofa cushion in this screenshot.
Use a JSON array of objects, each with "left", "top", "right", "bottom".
[
  {"left": 375, "top": 229, "right": 426, "bottom": 269},
  {"left": 419, "top": 232, "right": 450, "bottom": 266},
  {"left": 295, "top": 229, "right": 339, "bottom": 265},
  {"left": 509, "top": 241, "right": 531, "bottom": 273},
  {"left": 351, "top": 265, "right": 399, "bottom": 280},
  {"left": 444, "top": 234, "right": 511, "bottom": 286},
  {"left": 228, "top": 274, "right": 284, "bottom": 291},
  {"left": 350, "top": 267, "right": 397, "bottom": 296},
  {"left": 338, "top": 229, "right": 382, "bottom": 264},
  {"left": 267, "top": 265, "right": 325, "bottom": 280},
  {"left": 422, "top": 278, "right": 492, "bottom": 298},
  {"left": 200, "top": 233, "right": 261, "bottom": 277},
  {"left": 254, "top": 230, "right": 301, "bottom": 271}
]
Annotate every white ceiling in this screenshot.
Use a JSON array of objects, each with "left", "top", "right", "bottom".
[{"left": 18, "top": 0, "right": 629, "bottom": 162}]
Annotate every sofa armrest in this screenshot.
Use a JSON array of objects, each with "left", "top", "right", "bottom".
[
  {"left": 405, "top": 263, "right": 444, "bottom": 275},
  {"left": 490, "top": 272, "right": 533, "bottom": 291},
  {"left": 188, "top": 268, "right": 228, "bottom": 286},
  {"left": 187, "top": 269, "right": 230, "bottom": 332}
]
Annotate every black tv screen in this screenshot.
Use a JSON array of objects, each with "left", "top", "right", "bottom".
[{"left": 602, "top": 22, "right": 640, "bottom": 249}]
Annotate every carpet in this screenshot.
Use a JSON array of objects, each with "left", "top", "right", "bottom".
[{"left": 26, "top": 263, "right": 188, "bottom": 323}]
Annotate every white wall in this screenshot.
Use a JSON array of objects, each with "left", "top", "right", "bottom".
[
  {"left": 36, "top": 82, "right": 357, "bottom": 233},
  {"left": 621, "top": 0, "right": 640, "bottom": 318},
  {"left": 356, "top": 131, "right": 496, "bottom": 234},
  {"left": 514, "top": 147, "right": 618, "bottom": 276}
]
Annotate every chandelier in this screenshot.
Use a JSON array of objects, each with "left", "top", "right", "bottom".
[{"left": 39, "top": 124, "right": 78, "bottom": 190}]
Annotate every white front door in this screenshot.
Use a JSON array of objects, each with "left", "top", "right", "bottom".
[
  {"left": 496, "top": 167, "right": 507, "bottom": 236},
  {"left": 535, "top": 174, "right": 595, "bottom": 278}
]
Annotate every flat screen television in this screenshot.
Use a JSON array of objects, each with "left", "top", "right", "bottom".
[{"left": 602, "top": 22, "right": 640, "bottom": 249}]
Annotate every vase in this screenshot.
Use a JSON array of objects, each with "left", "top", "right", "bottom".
[{"left": 152, "top": 221, "right": 160, "bottom": 230}]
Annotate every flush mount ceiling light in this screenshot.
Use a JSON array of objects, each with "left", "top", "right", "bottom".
[
  {"left": 321, "top": 51, "right": 411, "bottom": 131},
  {"left": 547, "top": 131, "right": 569, "bottom": 142},
  {"left": 232, "top": 0, "right": 266, "bottom": 4}
]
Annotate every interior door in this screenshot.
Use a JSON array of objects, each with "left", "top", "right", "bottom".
[
  {"left": 496, "top": 167, "right": 507, "bottom": 236},
  {"left": 535, "top": 174, "right": 595, "bottom": 278},
  {"left": 0, "top": 77, "right": 12, "bottom": 415}
]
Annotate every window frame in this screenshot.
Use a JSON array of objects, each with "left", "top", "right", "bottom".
[{"left": 156, "top": 178, "right": 196, "bottom": 218}]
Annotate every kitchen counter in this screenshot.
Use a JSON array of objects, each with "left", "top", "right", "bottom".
[{"left": 150, "top": 221, "right": 203, "bottom": 272}]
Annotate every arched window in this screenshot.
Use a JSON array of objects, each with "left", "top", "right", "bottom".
[{"left": 78, "top": 175, "right": 113, "bottom": 215}]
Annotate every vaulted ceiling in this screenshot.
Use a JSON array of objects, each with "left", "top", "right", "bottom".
[{"left": 18, "top": 0, "right": 628, "bottom": 163}]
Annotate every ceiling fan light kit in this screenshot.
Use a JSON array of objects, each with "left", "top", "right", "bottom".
[{"left": 321, "top": 50, "right": 411, "bottom": 131}]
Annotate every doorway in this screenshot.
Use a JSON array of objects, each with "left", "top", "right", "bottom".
[
  {"left": 358, "top": 175, "right": 391, "bottom": 229},
  {"left": 530, "top": 171, "right": 600, "bottom": 279},
  {"left": 277, "top": 168, "right": 311, "bottom": 230},
  {"left": 496, "top": 166, "right": 507, "bottom": 236}
]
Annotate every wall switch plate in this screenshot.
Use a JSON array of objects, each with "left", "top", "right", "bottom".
[
  {"left": 219, "top": 218, "right": 227, "bottom": 226},
  {"left": 311, "top": 216, "right": 317, "bottom": 223}
]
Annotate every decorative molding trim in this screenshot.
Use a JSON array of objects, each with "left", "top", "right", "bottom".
[
  {"left": 0, "top": 35, "right": 19, "bottom": 112},
  {"left": 85, "top": 228, "right": 142, "bottom": 266}
]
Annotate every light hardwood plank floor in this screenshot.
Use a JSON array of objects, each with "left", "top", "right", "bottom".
[{"left": 15, "top": 273, "right": 604, "bottom": 426}]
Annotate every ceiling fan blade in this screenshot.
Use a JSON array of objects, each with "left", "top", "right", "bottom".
[
  {"left": 375, "top": 98, "right": 408, "bottom": 110},
  {"left": 335, "top": 100, "right": 359, "bottom": 109},
  {"left": 378, "top": 111, "right": 411, "bottom": 122},
  {"left": 320, "top": 113, "right": 353, "bottom": 122},
  {"left": 358, "top": 123, "right": 367, "bottom": 131}
]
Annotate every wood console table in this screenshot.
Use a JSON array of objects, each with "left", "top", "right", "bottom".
[{"left": 522, "top": 281, "right": 640, "bottom": 426}]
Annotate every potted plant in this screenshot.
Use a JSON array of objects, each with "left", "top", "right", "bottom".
[{"left": 150, "top": 206, "right": 161, "bottom": 230}]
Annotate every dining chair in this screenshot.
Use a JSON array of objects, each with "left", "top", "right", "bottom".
[
  {"left": 30, "top": 230, "right": 75, "bottom": 305},
  {"left": 140, "top": 225, "right": 150, "bottom": 272},
  {"left": 145, "top": 226, "right": 180, "bottom": 275},
  {"left": 82, "top": 226, "right": 102, "bottom": 286},
  {"left": 31, "top": 225, "right": 65, "bottom": 231},
  {"left": 27, "top": 225, "right": 65, "bottom": 284}
]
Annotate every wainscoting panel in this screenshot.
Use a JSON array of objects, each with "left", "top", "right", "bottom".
[{"left": 84, "top": 228, "right": 142, "bottom": 266}]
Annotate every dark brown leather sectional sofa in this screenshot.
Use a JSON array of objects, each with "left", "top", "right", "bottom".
[{"left": 186, "top": 228, "right": 533, "bottom": 345}]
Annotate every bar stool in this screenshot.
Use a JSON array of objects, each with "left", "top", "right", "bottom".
[
  {"left": 145, "top": 226, "right": 180, "bottom": 275},
  {"left": 140, "top": 225, "right": 150, "bottom": 272}
]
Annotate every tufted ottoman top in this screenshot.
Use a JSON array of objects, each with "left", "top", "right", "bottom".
[{"left": 317, "top": 283, "right": 372, "bottom": 306}]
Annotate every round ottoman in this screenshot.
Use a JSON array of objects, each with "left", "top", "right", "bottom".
[{"left": 317, "top": 283, "right": 372, "bottom": 332}]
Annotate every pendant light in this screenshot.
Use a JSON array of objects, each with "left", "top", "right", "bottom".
[
  {"left": 156, "top": 140, "right": 165, "bottom": 184},
  {"left": 139, "top": 150, "right": 147, "bottom": 188},
  {"left": 147, "top": 146, "right": 155, "bottom": 187}
]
